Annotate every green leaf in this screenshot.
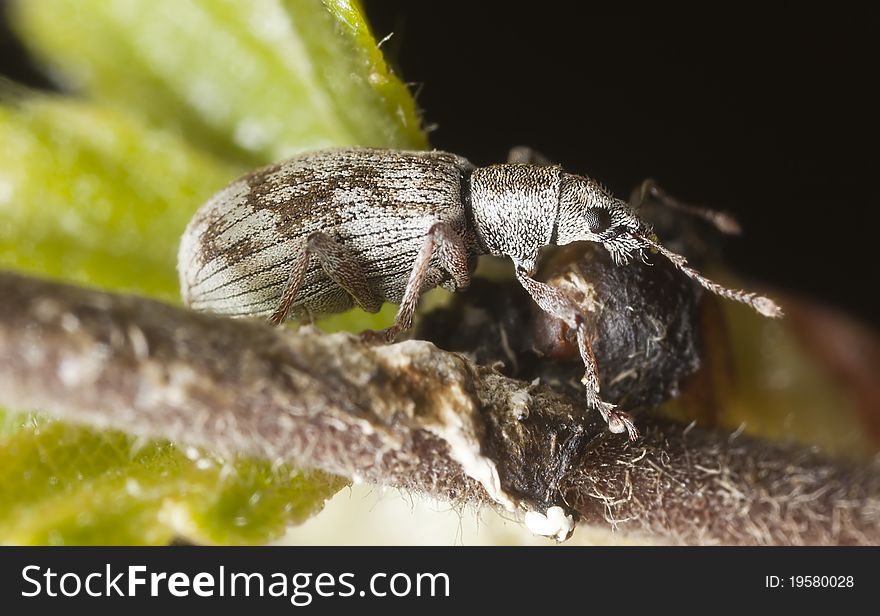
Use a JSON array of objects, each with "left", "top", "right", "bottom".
[
  {"left": 0, "top": 409, "right": 22, "bottom": 437},
  {"left": 10, "top": 0, "right": 427, "bottom": 165},
  {"left": 0, "top": 96, "right": 240, "bottom": 301},
  {"left": 1, "top": 0, "right": 426, "bottom": 544},
  {"left": 0, "top": 418, "right": 347, "bottom": 545}
]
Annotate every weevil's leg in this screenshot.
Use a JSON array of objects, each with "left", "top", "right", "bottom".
[
  {"left": 268, "top": 232, "right": 380, "bottom": 326},
  {"left": 513, "top": 267, "right": 639, "bottom": 440},
  {"left": 269, "top": 240, "right": 310, "bottom": 326},
  {"left": 379, "top": 222, "right": 471, "bottom": 342},
  {"left": 507, "top": 146, "right": 555, "bottom": 166},
  {"left": 631, "top": 178, "right": 742, "bottom": 235},
  {"left": 574, "top": 318, "right": 639, "bottom": 440},
  {"left": 305, "top": 233, "right": 382, "bottom": 313}
]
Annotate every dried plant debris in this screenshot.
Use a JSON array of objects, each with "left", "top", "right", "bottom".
[
  {"left": 1, "top": 270, "right": 877, "bottom": 544},
  {"left": 417, "top": 243, "right": 704, "bottom": 411}
]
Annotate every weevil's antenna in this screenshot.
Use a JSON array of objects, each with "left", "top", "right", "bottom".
[
  {"left": 635, "top": 234, "right": 783, "bottom": 318},
  {"left": 638, "top": 181, "right": 743, "bottom": 235}
]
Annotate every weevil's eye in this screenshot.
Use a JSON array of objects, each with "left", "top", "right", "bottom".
[{"left": 584, "top": 208, "right": 611, "bottom": 234}]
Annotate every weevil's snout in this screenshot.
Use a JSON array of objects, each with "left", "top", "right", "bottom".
[
  {"left": 590, "top": 201, "right": 650, "bottom": 265},
  {"left": 557, "top": 174, "right": 783, "bottom": 319}
]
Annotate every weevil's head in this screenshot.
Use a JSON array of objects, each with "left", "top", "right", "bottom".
[
  {"left": 555, "top": 172, "right": 784, "bottom": 319},
  {"left": 556, "top": 173, "right": 655, "bottom": 265}
]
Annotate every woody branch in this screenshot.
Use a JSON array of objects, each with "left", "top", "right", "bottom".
[{"left": 0, "top": 270, "right": 877, "bottom": 544}]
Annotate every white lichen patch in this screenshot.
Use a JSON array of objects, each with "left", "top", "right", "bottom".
[
  {"left": 373, "top": 340, "right": 518, "bottom": 512},
  {"left": 524, "top": 506, "right": 575, "bottom": 542},
  {"left": 134, "top": 360, "right": 201, "bottom": 410},
  {"left": 57, "top": 344, "right": 110, "bottom": 388},
  {"left": 428, "top": 418, "right": 515, "bottom": 512},
  {"left": 507, "top": 387, "right": 531, "bottom": 420},
  {"left": 127, "top": 325, "right": 150, "bottom": 360}
]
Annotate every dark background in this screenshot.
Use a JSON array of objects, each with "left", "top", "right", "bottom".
[
  {"left": 365, "top": 5, "right": 879, "bottom": 327},
  {"left": 1, "top": 5, "right": 878, "bottom": 326}
]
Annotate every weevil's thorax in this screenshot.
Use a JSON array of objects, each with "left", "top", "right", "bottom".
[{"left": 468, "top": 164, "right": 562, "bottom": 274}]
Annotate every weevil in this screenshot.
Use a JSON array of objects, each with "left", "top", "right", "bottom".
[{"left": 178, "top": 146, "right": 782, "bottom": 439}]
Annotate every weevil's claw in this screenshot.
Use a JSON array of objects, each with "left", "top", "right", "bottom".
[
  {"left": 608, "top": 410, "right": 640, "bottom": 441},
  {"left": 360, "top": 329, "right": 388, "bottom": 345},
  {"left": 592, "top": 398, "right": 640, "bottom": 441},
  {"left": 382, "top": 325, "right": 403, "bottom": 342},
  {"left": 267, "top": 313, "right": 285, "bottom": 327},
  {"left": 360, "top": 326, "right": 401, "bottom": 345}
]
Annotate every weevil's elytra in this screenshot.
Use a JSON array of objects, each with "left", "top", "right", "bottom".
[
  {"left": 179, "top": 149, "right": 478, "bottom": 321},
  {"left": 179, "top": 146, "right": 782, "bottom": 441}
]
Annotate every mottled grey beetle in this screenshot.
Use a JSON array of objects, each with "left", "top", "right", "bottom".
[{"left": 178, "top": 146, "right": 782, "bottom": 439}]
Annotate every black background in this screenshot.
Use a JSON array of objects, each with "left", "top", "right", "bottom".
[
  {"left": 1, "top": 4, "right": 878, "bottom": 326},
  {"left": 364, "top": 4, "right": 879, "bottom": 327}
]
